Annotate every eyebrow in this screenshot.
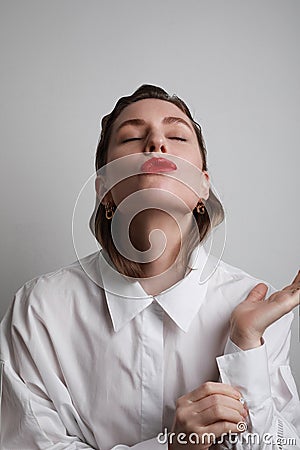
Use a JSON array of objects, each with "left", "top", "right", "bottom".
[
  {"left": 116, "top": 116, "right": 193, "bottom": 133},
  {"left": 162, "top": 116, "right": 193, "bottom": 131}
]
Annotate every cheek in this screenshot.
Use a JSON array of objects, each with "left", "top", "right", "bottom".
[
  {"left": 188, "top": 148, "right": 204, "bottom": 169},
  {"left": 171, "top": 144, "right": 204, "bottom": 170},
  {"left": 106, "top": 140, "right": 141, "bottom": 162},
  {"left": 109, "top": 177, "right": 139, "bottom": 206},
  {"left": 171, "top": 181, "right": 199, "bottom": 209}
]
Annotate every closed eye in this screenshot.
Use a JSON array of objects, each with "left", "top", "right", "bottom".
[
  {"left": 169, "top": 137, "right": 187, "bottom": 142},
  {"left": 122, "top": 137, "right": 142, "bottom": 143}
]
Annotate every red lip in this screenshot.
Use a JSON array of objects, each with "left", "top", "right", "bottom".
[{"left": 140, "top": 157, "right": 177, "bottom": 173}]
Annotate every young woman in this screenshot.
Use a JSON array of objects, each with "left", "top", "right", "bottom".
[{"left": 1, "top": 85, "right": 299, "bottom": 449}]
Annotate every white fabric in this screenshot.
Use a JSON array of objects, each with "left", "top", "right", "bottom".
[{"left": 0, "top": 245, "right": 299, "bottom": 449}]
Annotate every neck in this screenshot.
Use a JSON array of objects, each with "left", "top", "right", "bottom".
[{"left": 120, "top": 209, "right": 196, "bottom": 295}]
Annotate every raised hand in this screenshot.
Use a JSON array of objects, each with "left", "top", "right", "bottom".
[{"left": 230, "top": 271, "right": 300, "bottom": 350}]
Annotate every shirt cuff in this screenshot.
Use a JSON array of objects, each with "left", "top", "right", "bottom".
[{"left": 216, "top": 339, "right": 271, "bottom": 408}]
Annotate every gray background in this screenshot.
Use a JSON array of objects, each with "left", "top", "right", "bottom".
[{"left": 1, "top": 1, "right": 299, "bottom": 388}]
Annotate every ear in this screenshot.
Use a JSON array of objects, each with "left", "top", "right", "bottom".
[
  {"left": 201, "top": 170, "right": 210, "bottom": 200},
  {"left": 95, "top": 176, "right": 113, "bottom": 205}
]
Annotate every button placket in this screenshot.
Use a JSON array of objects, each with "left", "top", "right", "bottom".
[{"left": 140, "top": 300, "right": 164, "bottom": 440}]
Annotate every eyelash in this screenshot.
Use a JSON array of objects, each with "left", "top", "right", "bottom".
[
  {"left": 169, "top": 137, "right": 187, "bottom": 142},
  {"left": 122, "top": 137, "right": 187, "bottom": 143},
  {"left": 122, "top": 138, "right": 141, "bottom": 143}
]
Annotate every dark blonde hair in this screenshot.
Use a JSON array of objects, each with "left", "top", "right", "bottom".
[{"left": 93, "top": 84, "right": 224, "bottom": 277}]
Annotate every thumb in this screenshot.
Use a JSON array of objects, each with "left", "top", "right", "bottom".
[{"left": 245, "top": 283, "right": 268, "bottom": 303}]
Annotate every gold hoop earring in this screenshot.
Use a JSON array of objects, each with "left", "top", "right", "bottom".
[
  {"left": 105, "top": 202, "right": 115, "bottom": 220},
  {"left": 196, "top": 200, "right": 206, "bottom": 215}
]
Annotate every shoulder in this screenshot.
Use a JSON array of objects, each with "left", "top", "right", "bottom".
[
  {"left": 0, "top": 252, "right": 108, "bottom": 365},
  {"left": 208, "top": 254, "right": 277, "bottom": 307},
  {"left": 218, "top": 258, "right": 266, "bottom": 285},
  {"left": 2, "top": 252, "right": 103, "bottom": 325},
  {"left": 25, "top": 250, "right": 99, "bottom": 289}
]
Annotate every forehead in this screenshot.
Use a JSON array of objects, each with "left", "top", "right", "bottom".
[{"left": 112, "top": 98, "right": 192, "bottom": 128}]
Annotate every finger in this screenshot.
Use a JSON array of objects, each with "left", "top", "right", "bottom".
[
  {"left": 290, "top": 287, "right": 300, "bottom": 296},
  {"left": 291, "top": 270, "right": 300, "bottom": 285},
  {"left": 281, "top": 272, "right": 300, "bottom": 293},
  {"left": 282, "top": 285, "right": 300, "bottom": 294},
  {"left": 188, "top": 382, "right": 241, "bottom": 403},
  {"left": 196, "top": 404, "right": 246, "bottom": 427},
  {"left": 192, "top": 394, "right": 247, "bottom": 418},
  {"left": 244, "top": 283, "right": 268, "bottom": 304},
  {"left": 268, "top": 289, "right": 300, "bottom": 312}
]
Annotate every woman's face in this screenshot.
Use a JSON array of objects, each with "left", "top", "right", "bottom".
[{"left": 100, "top": 98, "right": 210, "bottom": 212}]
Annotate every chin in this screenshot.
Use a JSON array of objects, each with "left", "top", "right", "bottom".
[{"left": 112, "top": 175, "right": 197, "bottom": 212}]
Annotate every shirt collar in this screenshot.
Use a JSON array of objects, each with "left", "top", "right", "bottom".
[{"left": 98, "top": 244, "right": 210, "bottom": 333}]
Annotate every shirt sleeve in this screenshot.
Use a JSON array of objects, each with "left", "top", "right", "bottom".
[
  {"left": 215, "top": 310, "right": 300, "bottom": 449},
  {"left": 0, "top": 364, "right": 167, "bottom": 450},
  {"left": 0, "top": 287, "right": 168, "bottom": 450}
]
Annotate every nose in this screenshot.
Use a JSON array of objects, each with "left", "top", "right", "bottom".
[{"left": 144, "top": 131, "right": 167, "bottom": 153}]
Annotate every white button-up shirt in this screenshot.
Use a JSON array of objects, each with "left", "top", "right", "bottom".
[{"left": 1, "top": 245, "right": 299, "bottom": 449}]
